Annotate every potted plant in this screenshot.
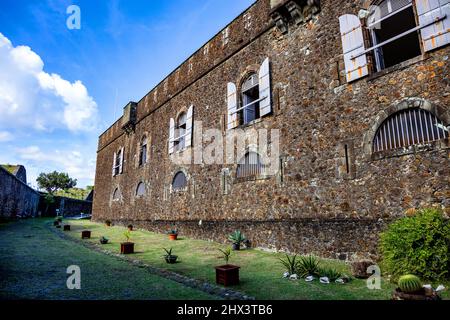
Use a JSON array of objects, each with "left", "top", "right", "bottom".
[
  {"left": 167, "top": 228, "right": 178, "bottom": 241},
  {"left": 120, "top": 230, "right": 134, "bottom": 254},
  {"left": 163, "top": 248, "right": 178, "bottom": 264},
  {"left": 99, "top": 236, "right": 109, "bottom": 244},
  {"left": 81, "top": 230, "right": 91, "bottom": 239},
  {"left": 228, "top": 230, "right": 246, "bottom": 251},
  {"left": 127, "top": 224, "right": 133, "bottom": 231},
  {"left": 215, "top": 248, "right": 240, "bottom": 286},
  {"left": 105, "top": 220, "right": 111, "bottom": 227}
]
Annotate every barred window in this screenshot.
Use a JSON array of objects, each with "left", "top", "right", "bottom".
[
  {"left": 112, "top": 188, "right": 120, "bottom": 201},
  {"left": 373, "top": 108, "right": 448, "bottom": 153},
  {"left": 136, "top": 182, "right": 146, "bottom": 197},
  {"left": 236, "top": 152, "right": 266, "bottom": 179},
  {"left": 172, "top": 171, "right": 187, "bottom": 191}
]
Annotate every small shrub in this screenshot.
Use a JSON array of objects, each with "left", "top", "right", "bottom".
[
  {"left": 297, "top": 255, "right": 321, "bottom": 277},
  {"left": 105, "top": 220, "right": 111, "bottom": 226},
  {"left": 218, "top": 248, "right": 232, "bottom": 264},
  {"left": 380, "top": 208, "right": 450, "bottom": 280},
  {"left": 127, "top": 224, "right": 133, "bottom": 231},
  {"left": 351, "top": 260, "right": 375, "bottom": 279},
  {"left": 278, "top": 254, "right": 300, "bottom": 275},
  {"left": 398, "top": 275, "right": 422, "bottom": 293},
  {"left": 167, "top": 228, "right": 178, "bottom": 235},
  {"left": 123, "top": 230, "right": 131, "bottom": 243}
]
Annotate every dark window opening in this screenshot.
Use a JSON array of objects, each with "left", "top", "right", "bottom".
[
  {"left": 172, "top": 171, "right": 187, "bottom": 191},
  {"left": 139, "top": 137, "right": 147, "bottom": 166},
  {"left": 114, "top": 150, "right": 121, "bottom": 176},
  {"left": 370, "top": 2, "right": 421, "bottom": 71},
  {"left": 344, "top": 144, "right": 350, "bottom": 174},
  {"left": 240, "top": 74, "right": 260, "bottom": 125},
  {"left": 174, "top": 113, "right": 186, "bottom": 152}
]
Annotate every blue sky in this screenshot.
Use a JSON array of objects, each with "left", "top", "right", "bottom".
[{"left": 0, "top": 0, "right": 255, "bottom": 189}]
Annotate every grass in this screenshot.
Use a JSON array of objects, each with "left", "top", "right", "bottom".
[
  {"left": 62, "top": 219, "right": 450, "bottom": 300},
  {"left": 0, "top": 219, "right": 215, "bottom": 300}
]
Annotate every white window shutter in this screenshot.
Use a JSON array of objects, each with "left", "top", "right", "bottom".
[
  {"left": 227, "top": 82, "right": 238, "bottom": 130},
  {"left": 185, "top": 105, "right": 194, "bottom": 148},
  {"left": 169, "top": 118, "right": 175, "bottom": 154},
  {"left": 112, "top": 151, "right": 116, "bottom": 176},
  {"left": 119, "top": 147, "right": 124, "bottom": 174},
  {"left": 339, "top": 14, "right": 369, "bottom": 82},
  {"left": 259, "top": 57, "right": 272, "bottom": 117},
  {"left": 416, "top": 0, "right": 450, "bottom": 52}
]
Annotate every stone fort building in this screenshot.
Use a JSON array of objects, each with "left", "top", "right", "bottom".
[{"left": 93, "top": 0, "right": 449, "bottom": 259}]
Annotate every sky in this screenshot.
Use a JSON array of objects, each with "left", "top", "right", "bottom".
[{"left": 0, "top": 0, "right": 255, "bottom": 189}]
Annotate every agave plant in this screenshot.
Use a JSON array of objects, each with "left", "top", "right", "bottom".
[
  {"left": 123, "top": 230, "right": 132, "bottom": 243},
  {"left": 228, "top": 230, "right": 246, "bottom": 245},
  {"left": 278, "top": 254, "right": 300, "bottom": 275},
  {"left": 319, "top": 267, "right": 342, "bottom": 281},
  {"left": 297, "top": 255, "right": 321, "bottom": 277}
]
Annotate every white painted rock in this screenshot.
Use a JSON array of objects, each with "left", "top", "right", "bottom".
[
  {"left": 283, "top": 272, "right": 290, "bottom": 278},
  {"left": 305, "top": 275, "right": 315, "bottom": 282},
  {"left": 289, "top": 274, "right": 298, "bottom": 280},
  {"left": 320, "top": 277, "right": 330, "bottom": 284},
  {"left": 436, "top": 285, "right": 446, "bottom": 293}
]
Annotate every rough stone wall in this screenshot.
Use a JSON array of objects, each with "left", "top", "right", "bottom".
[
  {"left": 58, "top": 197, "right": 92, "bottom": 217},
  {"left": 0, "top": 166, "right": 40, "bottom": 218},
  {"left": 93, "top": 0, "right": 450, "bottom": 259}
]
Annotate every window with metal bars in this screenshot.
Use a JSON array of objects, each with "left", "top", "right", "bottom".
[
  {"left": 236, "top": 152, "right": 266, "bottom": 179},
  {"left": 172, "top": 171, "right": 187, "bottom": 191},
  {"left": 372, "top": 108, "right": 449, "bottom": 153}
]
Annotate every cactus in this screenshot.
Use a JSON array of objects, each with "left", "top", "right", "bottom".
[{"left": 398, "top": 275, "right": 422, "bottom": 293}]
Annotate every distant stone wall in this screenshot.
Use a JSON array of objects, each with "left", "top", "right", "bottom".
[
  {"left": 58, "top": 197, "right": 92, "bottom": 217},
  {"left": 0, "top": 166, "right": 40, "bottom": 218}
]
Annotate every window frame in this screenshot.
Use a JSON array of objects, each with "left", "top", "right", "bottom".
[
  {"left": 235, "top": 151, "right": 269, "bottom": 182},
  {"left": 135, "top": 182, "right": 146, "bottom": 197},
  {"left": 171, "top": 171, "right": 188, "bottom": 192},
  {"left": 113, "top": 149, "right": 122, "bottom": 176},
  {"left": 139, "top": 136, "right": 148, "bottom": 167}
]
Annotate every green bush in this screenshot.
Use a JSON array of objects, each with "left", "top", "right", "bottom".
[{"left": 380, "top": 208, "right": 450, "bottom": 280}]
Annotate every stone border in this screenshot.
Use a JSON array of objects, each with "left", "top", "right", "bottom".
[{"left": 48, "top": 223, "right": 254, "bottom": 301}]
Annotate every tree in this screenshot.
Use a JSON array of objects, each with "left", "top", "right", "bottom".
[{"left": 36, "top": 171, "right": 77, "bottom": 194}]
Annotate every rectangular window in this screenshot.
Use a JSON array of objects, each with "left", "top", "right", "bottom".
[{"left": 368, "top": 0, "right": 421, "bottom": 71}]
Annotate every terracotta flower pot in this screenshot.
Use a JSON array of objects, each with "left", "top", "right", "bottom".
[
  {"left": 63, "top": 225, "right": 70, "bottom": 231},
  {"left": 215, "top": 264, "right": 240, "bottom": 286},
  {"left": 120, "top": 242, "right": 135, "bottom": 254},
  {"left": 169, "top": 234, "right": 178, "bottom": 241},
  {"left": 81, "top": 230, "right": 91, "bottom": 239}
]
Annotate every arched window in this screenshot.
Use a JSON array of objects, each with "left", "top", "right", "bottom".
[
  {"left": 112, "top": 188, "right": 120, "bottom": 201},
  {"left": 373, "top": 108, "right": 448, "bottom": 153},
  {"left": 136, "top": 182, "right": 146, "bottom": 197},
  {"left": 240, "top": 73, "right": 260, "bottom": 125},
  {"left": 175, "top": 112, "right": 187, "bottom": 152},
  {"left": 172, "top": 171, "right": 187, "bottom": 191},
  {"left": 139, "top": 136, "right": 147, "bottom": 166},
  {"left": 236, "top": 151, "right": 266, "bottom": 179}
]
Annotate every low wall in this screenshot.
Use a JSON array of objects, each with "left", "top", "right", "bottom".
[
  {"left": 95, "top": 218, "right": 389, "bottom": 261},
  {"left": 0, "top": 166, "right": 40, "bottom": 218}
]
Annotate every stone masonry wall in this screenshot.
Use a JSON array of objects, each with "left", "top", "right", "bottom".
[
  {"left": 0, "top": 166, "right": 40, "bottom": 218},
  {"left": 93, "top": 0, "right": 450, "bottom": 259}
]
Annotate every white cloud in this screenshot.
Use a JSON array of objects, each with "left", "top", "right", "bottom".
[
  {"left": 15, "top": 145, "right": 96, "bottom": 188},
  {"left": 0, "top": 33, "right": 98, "bottom": 132},
  {"left": 0, "top": 131, "right": 13, "bottom": 142}
]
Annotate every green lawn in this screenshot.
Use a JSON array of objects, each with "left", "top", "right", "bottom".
[
  {"left": 61, "top": 219, "right": 450, "bottom": 300},
  {"left": 0, "top": 219, "right": 215, "bottom": 300}
]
